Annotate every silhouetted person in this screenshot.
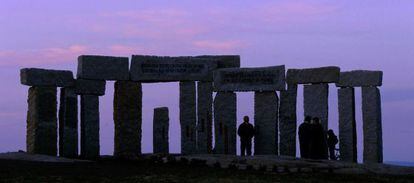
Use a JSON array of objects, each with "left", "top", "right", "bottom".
[
  {"left": 299, "top": 116, "right": 312, "bottom": 159},
  {"left": 238, "top": 116, "right": 255, "bottom": 156},
  {"left": 327, "top": 129, "right": 338, "bottom": 160},
  {"left": 309, "top": 117, "right": 328, "bottom": 159}
]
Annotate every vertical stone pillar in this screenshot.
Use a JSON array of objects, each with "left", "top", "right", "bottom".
[
  {"left": 197, "top": 82, "right": 213, "bottom": 154},
  {"left": 279, "top": 84, "right": 298, "bottom": 156},
  {"left": 304, "top": 83, "right": 329, "bottom": 158},
  {"left": 362, "top": 87, "right": 383, "bottom": 163},
  {"left": 213, "top": 92, "right": 237, "bottom": 155},
  {"left": 179, "top": 81, "right": 197, "bottom": 154},
  {"left": 59, "top": 87, "right": 78, "bottom": 158},
  {"left": 304, "top": 84, "right": 329, "bottom": 131},
  {"left": 80, "top": 95, "right": 100, "bottom": 159},
  {"left": 153, "top": 107, "right": 169, "bottom": 154},
  {"left": 27, "top": 86, "right": 57, "bottom": 155},
  {"left": 114, "top": 81, "right": 142, "bottom": 158},
  {"left": 254, "top": 91, "right": 279, "bottom": 155},
  {"left": 338, "top": 87, "right": 357, "bottom": 162}
]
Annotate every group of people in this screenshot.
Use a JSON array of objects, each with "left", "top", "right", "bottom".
[
  {"left": 299, "top": 116, "right": 338, "bottom": 160},
  {"left": 237, "top": 115, "right": 338, "bottom": 160}
]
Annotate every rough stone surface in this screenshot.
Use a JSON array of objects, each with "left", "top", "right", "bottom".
[
  {"left": 75, "top": 79, "right": 106, "bottom": 96},
  {"left": 338, "top": 87, "right": 357, "bottom": 163},
  {"left": 254, "top": 92, "right": 279, "bottom": 155},
  {"left": 130, "top": 55, "right": 218, "bottom": 82},
  {"left": 195, "top": 55, "right": 241, "bottom": 68},
  {"left": 153, "top": 107, "right": 169, "bottom": 154},
  {"left": 0, "top": 152, "right": 90, "bottom": 163},
  {"left": 26, "top": 86, "right": 57, "bottom": 156},
  {"left": 80, "top": 95, "right": 100, "bottom": 159},
  {"left": 336, "top": 70, "right": 383, "bottom": 87},
  {"left": 197, "top": 82, "right": 213, "bottom": 154},
  {"left": 58, "top": 87, "right": 78, "bottom": 158},
  {"left": 213, "top": 66, "right": 286, "bottom": 92},
  {"left": 175, "top": 155, "right": 414, "bottom": 176},
  {"left": 279, "top": 84, "right": 298, "bottom": 157},
  {"left": 114, "top": 81, "right": 142, "bottom": 158},
  {"left": 21, "top": 68, "right": 75, "bottom": 87},
  {"left": 77, "top": 55, "right": 129, "bottom": 80},
  {"left": 179, "top": 81, "right": 197, "bottom": 154},
  {"left": 362, "top": 87, "right": 383, "bottom": 163},
  {"left": 287, "top": 67, "right": 340, "bottom": 84},
  {"left": 304, "top": 84, "right": 329, "bottom": 131},
  {"left": 214, "top": 92, "right": 237, "bottom": 155}
]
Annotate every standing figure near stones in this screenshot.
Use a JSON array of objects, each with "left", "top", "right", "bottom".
[
  {"left": 309, "top": 117, "right": 328, "bottom": 159},
  {"left": 237, "top": 116, "right": 255, "bottom": 156},
  {"left": 298, "top": 116, "right": 312, "bottom": 159},
  {"left": 327, "top": 129, "right": 339, "bottom": 160}
]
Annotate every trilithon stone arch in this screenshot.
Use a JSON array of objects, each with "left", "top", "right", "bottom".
[
  {"left": 213, "top": 66, "right": 286, "bottom": 155},
  {"left": 282, "top": 66, "right": 340, "bottom": 158},
  {"left": 78, "top": 55, "right": 129, "bottom": 159},
  {"left": 130, "top": 55, "right": 240, "bottom": 155},
  {"left": 75, "top": 79, "right": 106, "bottom": 159},
  {"left": 21, "top": 68, "right": 75, "bottom": 156},
  {"left": 336, "top": 70, "right": 383, "bottom": 163}
]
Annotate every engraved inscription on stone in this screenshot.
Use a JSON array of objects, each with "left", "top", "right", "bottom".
[
  {"left": 222, "top": 72, "right": 275, "bottom": 84},
  {"left": 214, "top": 66, "right": 286, "bottom": 92},
  {"left": 130, "top": 55, "right": 217, "bottom": 82},
  {"left": 141, "top": 63, "right": 206, "bottom": 74}
]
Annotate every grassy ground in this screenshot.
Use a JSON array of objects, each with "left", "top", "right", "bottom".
[{"left": 0, "top": 158, "right": 413, "bottom": 183}]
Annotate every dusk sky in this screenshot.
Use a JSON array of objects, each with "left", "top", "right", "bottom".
[{"left": 1, "top": 1, "right": 413, "bottom": 163}]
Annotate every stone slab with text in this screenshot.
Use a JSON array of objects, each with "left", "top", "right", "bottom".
[
  {"left": 130, "top": 55, "right": 218, "bottom": 82},
  {"left": 213, "top": 66, "right": 286, "bottom": 92}
]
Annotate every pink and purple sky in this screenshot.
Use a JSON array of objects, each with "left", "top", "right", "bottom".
[{"left": 1, "top": 0, "right": 413, "bottom": 162}]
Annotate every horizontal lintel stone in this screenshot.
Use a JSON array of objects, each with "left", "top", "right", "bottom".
[
  {"left": 213, "top": 65, "right": 286, "bottom": 92},
  {"left": 75, "top": 79, "right": 106, "bottom": 96},
  {"left": 336, "top": 70, "right": 383, "bottom": 87},
  {"left": 287, "top": 66, "right": 340, "bottom": 84},
  {"left": 130, "top": 55, "right": 218, "bottom": 82},
  {"left": 77, "top": 55, "right": 129, "bottom": 80},
  {"left": 20, "top": 68, "right": 75, "bottom": 87},
  {"left": 195, "top": 55, "right": 240, "bottom": 68}
]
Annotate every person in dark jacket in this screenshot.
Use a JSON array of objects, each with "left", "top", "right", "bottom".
[
  {"left": 237, "top": 116, "right": 255, "bottom": 156},
  {"left": 309, "top": 117, "right": 328, "bottom": 159},
  {"left": 327, "top": 129, "right": 339, "bottom": 160},
  {"left": 298, "top": 116, "right": 312, "bottom": 159}
]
